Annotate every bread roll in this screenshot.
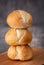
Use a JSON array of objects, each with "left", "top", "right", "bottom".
[
  {"left": 7, "top": 10, "right": 32, "bottom": 28},
  {"left": 7, "top": 45, "right": 33, "bottom": 60},
  {"left": 5, "top": 28, "right": 32, "bottom": 45}
]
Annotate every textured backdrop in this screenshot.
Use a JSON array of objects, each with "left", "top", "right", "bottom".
[{"left": 0, "top": 0, "right": 44, "bottom": 53}]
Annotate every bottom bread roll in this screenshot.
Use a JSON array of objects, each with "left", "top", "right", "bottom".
[{"left": 7, "top": 45, "right": 33, "bottom": 61}]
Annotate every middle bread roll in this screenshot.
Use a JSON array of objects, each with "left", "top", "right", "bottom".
[{"left": 5, "top": 28, "right": 32, "bottom": 45}]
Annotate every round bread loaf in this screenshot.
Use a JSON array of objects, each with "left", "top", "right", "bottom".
[
  {"left": 7, "top": 10, "right": 32, "bottom": 28},
  {"left": 5, "top": 28, "right": 32, "bottom": 45},
  {"left": 7, "top": 45, "right": 33, "bottom": 60}
]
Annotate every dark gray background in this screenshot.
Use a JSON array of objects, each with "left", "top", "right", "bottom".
[{"left": 0, "top": 0, "right": 44, "bottom": 53}]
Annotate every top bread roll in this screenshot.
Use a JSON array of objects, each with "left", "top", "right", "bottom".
[{"left": 7, "top": 10, "right": 32, "bottom": 28}]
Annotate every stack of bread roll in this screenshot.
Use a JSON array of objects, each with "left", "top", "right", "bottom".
[{"left": 5, "top": 10, "right": 33, "bottom": 61}]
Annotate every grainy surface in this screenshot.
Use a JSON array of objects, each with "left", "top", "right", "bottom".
[{"left": 0, "top": 47, "right": 44, "bottom": 65}]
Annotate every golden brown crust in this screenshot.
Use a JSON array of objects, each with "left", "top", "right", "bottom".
[
  {"left": 7, "top": 10, "right": 32, "bottom": 28},
  {"left": 7, "top": 45, "right": 33, "bottom": 60},
  {"left": 5, "top": 28, "right": 32, "bottom": 45}
]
